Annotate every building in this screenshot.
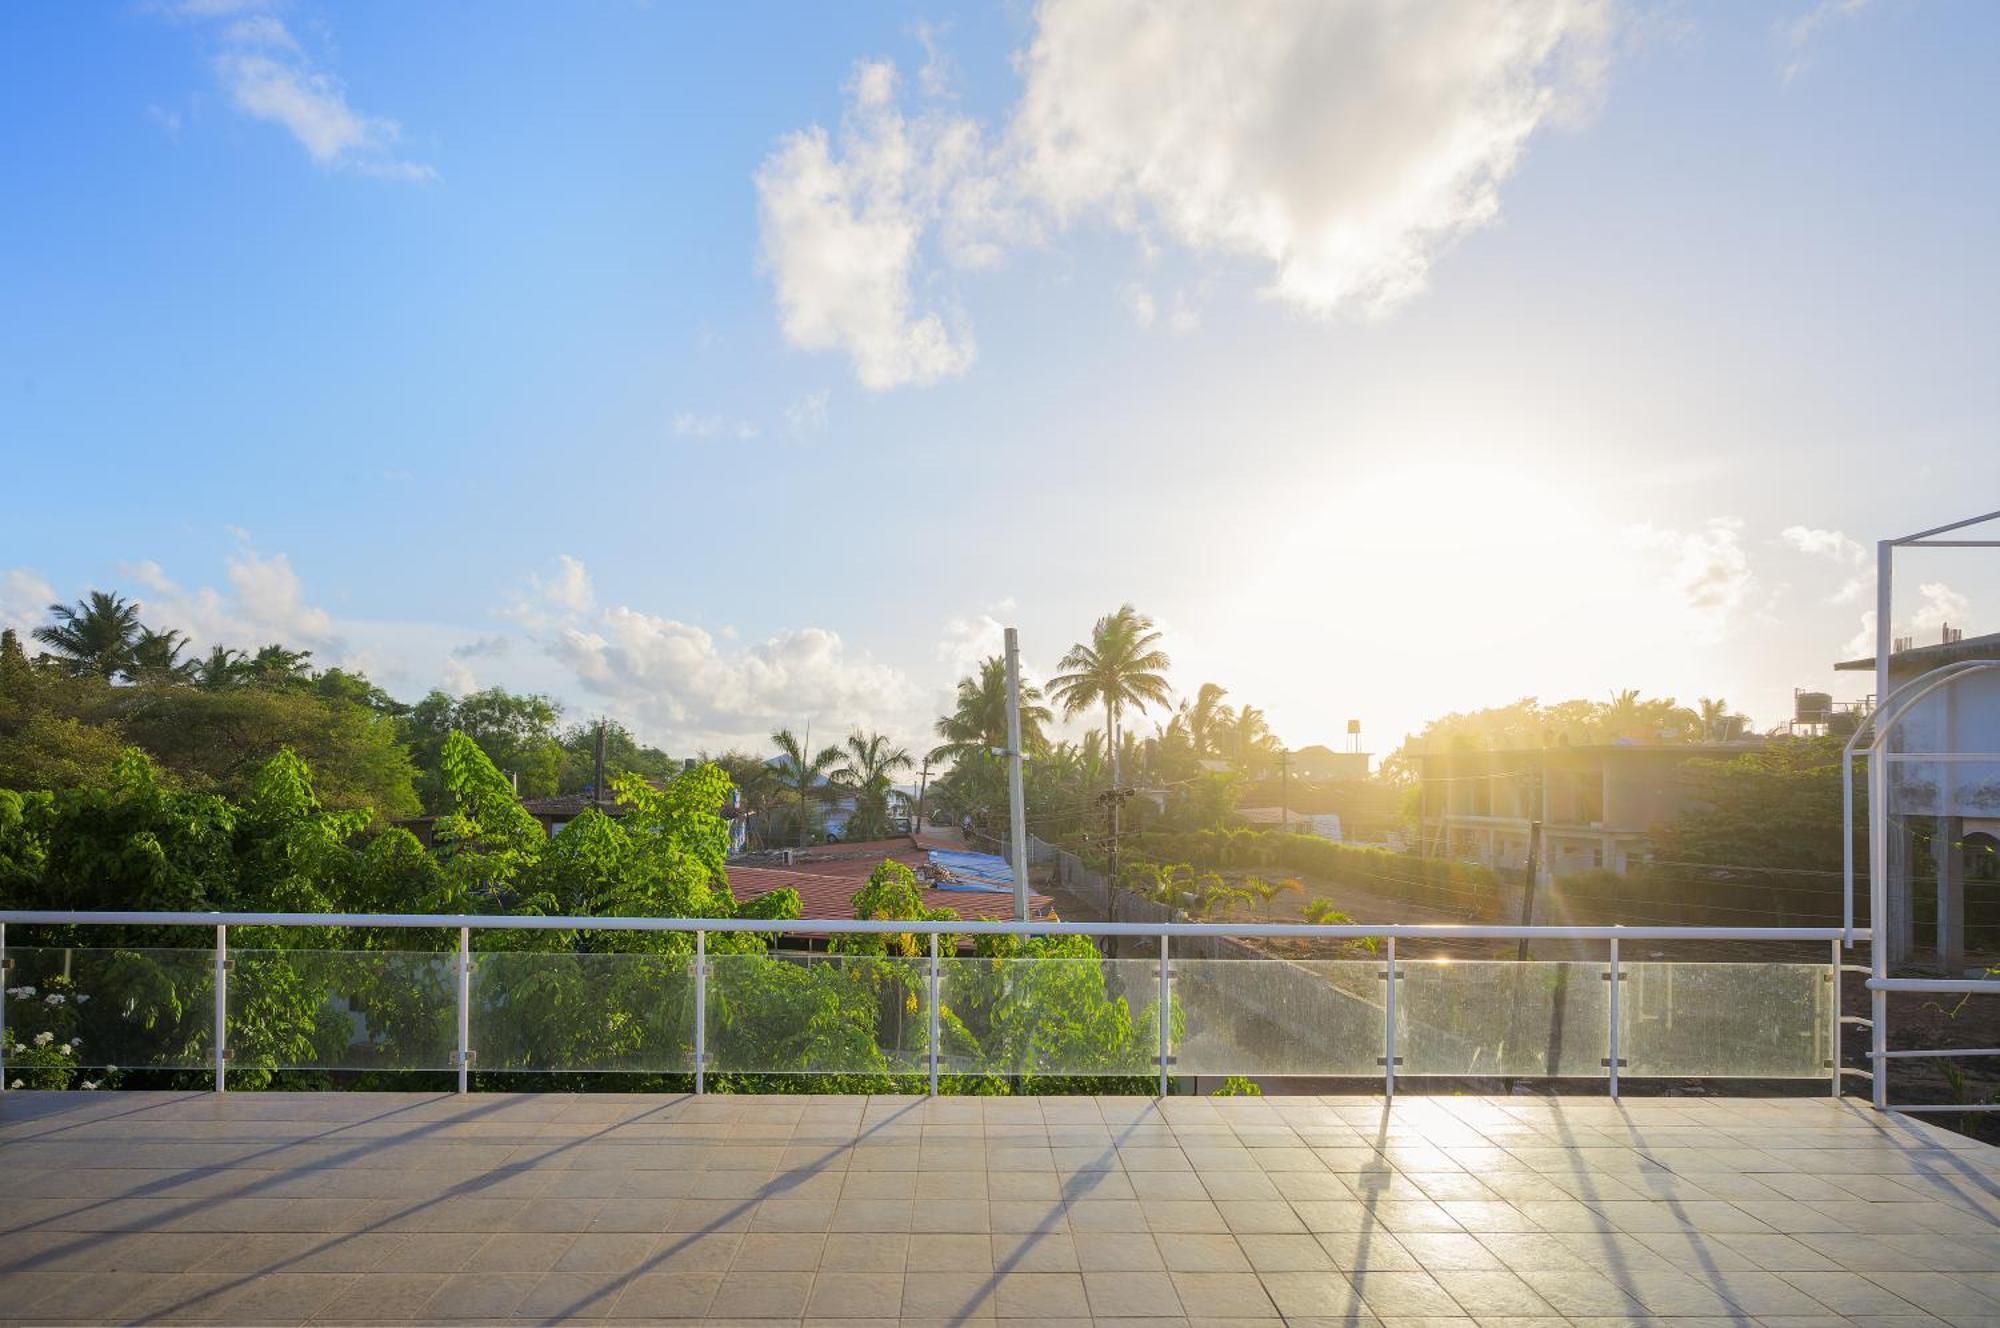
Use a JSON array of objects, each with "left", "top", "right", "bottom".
[
  {"left": 1286, "top": 744, "right": 1371, "bottom": 780},
  {"left": 1415, "top": 741, "right": 1760, "bottom": 880},
  {"left": 728, "top": 833, "right": 1054, "bottom": 929},
  {"left": 1838, "top": 625, "right": 2000, "bottom": 970}
]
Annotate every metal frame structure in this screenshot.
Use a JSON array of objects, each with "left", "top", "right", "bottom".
[
  {"left": 0, "top": 910, "right": 1850, "bottom": 1099},
  {"left": 1840, "top": 507, "right": 2000, "bottom": 1111}
]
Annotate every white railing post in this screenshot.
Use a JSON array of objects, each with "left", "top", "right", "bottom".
[
  {"left": 1383, "top": 936, "right": 1397, "bottom": 1099},
  {"left": 213, "top": 923, "right": 228, "bottom": 1093},
  {"left": 456, "top": 926, "right": 471, "bottom": 1094},
  {"left": 694, "top": 930, "right": 706, "bottom": 1095},
  {"left": 1829, "top": 937, "right": 1842, "bottom": 1099},
  {"left": 1607, "top": 936, "right": 1621, "bottom": 1100},
  {"left": 928, "top": 931, "right": 940, "bottom": 1097},
  {"left": 1, "top": 921, "right": 8, "bottom": 1094},
  {"left": 1157, "top": 932, "right": 1171, "bottom": 1098}
]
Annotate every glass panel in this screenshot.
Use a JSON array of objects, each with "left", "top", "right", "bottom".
[
  {"left": 5, "top": 946, "right": 213, "bottom": 1071},
  {"left": 1620, "top": 963, "right": 1830, "bottom": 1078},
  {"left": 474, "top": 950, "right": 695, "bottom": 1074},
  {"left": 1174, "top": 959, "right": 1382, "bottom": 1077},
  {"left": 229, "top": 949, "right": 457, "bottom": 1072},
  {"left": 938, "top": 956, "right": 1156, "bottom": 1077},
  {"left": 705, "top": 952, "right": 927, "bottom": 1075},
  {"left": 1397, "top": 960, "right": 1609, "bottom": 1078}
]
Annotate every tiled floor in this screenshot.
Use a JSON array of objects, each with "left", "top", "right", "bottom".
[{"left": 2, "top": 1092, "right": 1998, "bottom": 1325}]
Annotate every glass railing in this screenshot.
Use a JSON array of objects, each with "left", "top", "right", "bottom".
[{"left": 0, "top": 934, "right": 1840, "bottom": 1089}]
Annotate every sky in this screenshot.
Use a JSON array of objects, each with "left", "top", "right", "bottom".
[{"left": 3, "top": 0, "right": 1999, "bottom": 761}]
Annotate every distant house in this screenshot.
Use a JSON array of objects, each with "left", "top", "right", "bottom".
[
  {"left": 1287, "top": 745, "right": 1370, "bottom": 780},
  {"left": 1236, "top": 805, "right": 1341, "bottom": 840},
  {"left": 1414, "top": 741, "right": 1760, "bottom": 880}
]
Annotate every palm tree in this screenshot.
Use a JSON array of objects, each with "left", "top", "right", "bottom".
[
  {"left": 192, "top": 645, "right": 247, "bottom": 690},
  {"left": 127, "top": 626, "right": 195, "bottom": 683},
  {"left": 1048, "top": 604, "right": 1173, "bottom": 789},
  {"left": 242, "top": 643, "right": 314, "bottom": 685},
  {"left": 1246, "top": 875, "right": 1304, "bottom": 920},
  {"left": 930, "top": 657, "right": 1052, "bottom": 764},
  {"left": 1697, "top": 696, "right": 1748, "bottom": 742},
  {"left": 770, "top": 727, "right": 845, "bottom": 848},
  {"left": 33, "top": 591, "right": 142, "bottom": 679},
  {"left": 835, "top": 730, "right": 914, "bottom": 841},
  {"left": 1225, "top": 704, "right": 1279, "bottom": 772},
  {"left": 1188, "top": 682, "right": 1232, "bottom": 757}
]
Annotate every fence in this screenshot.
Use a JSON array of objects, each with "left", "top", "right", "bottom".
[{"left": 0, "top": 911, "right": 1851, "bottom": 1102}]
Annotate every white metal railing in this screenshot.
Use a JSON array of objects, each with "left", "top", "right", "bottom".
[{"left": 0, "top": 911, "right": 1855, "bottom": 1101}]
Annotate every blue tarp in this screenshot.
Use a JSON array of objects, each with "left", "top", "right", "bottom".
[{"left": 926, "top": 849, "right": 1015, "bottom": 892}]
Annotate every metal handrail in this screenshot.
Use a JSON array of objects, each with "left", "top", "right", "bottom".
[
  {"left": 0, "top": 910, "right": 1857, "bottom": 940},
  {"left": 0, "top": 911, "right": 1855, "bottom": 1104}
]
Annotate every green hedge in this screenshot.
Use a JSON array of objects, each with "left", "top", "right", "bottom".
[{"left": 1123, "top": 828, "right": 1501, "bottom": 916}]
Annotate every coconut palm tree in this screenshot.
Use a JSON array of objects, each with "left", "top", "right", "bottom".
[
  {"left": 1048, "top": 604, "right": 1173, "bottom": 789},
  {"left": 127, "top": 626, "right": 196, "bottom": 683},
  {"left": 930, "top": 656, "right": 1052, "bottom": 764},
  {"left": 192, "top": 645, "right": 248, "bottom": 690},
  {"left": 1697, "top": 696, "right": 1749, "bottom": 742},
  {"left": 33, "top": 591, "right": 143, "bottom": 679},
  {"left": 1187, "top": 682, "right": 1233, "bottom": 757},
  {"left": 835, "top": 730, "right": 914, "bottom": 840},
  {"left": 770, "top": 726, "right": 845, "bottom": 848}
]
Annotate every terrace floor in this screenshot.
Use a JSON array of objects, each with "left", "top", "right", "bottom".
[{"left": 2, "top": 1092, "right": 1998, "bottom": 1326}]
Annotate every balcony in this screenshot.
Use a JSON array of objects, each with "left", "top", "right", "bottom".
[{"left": 2, "top": 912, "right": 1997, "bottom": 1324}]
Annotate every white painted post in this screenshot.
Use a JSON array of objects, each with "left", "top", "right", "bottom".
[
  {"left": 1870, "top": 752, "right": 1890, "bottom": 1110},
  {"left": 695, "top": 930, "right": 706, "bottom": 1095},
  {"left": 1607, "top": 937, "right": 1621, "bottom": 1099},
  {"left": 456, "top": 926, "right": 471, "bottom": 1094},
  {"left": 928, "top": 931, "right": 940, "bottom": 1097},
  {"left": 1157, "top": 932, "right": 1171, "bottom": 1098},
  {"left": 1384, "top": 936, "right": 1397, "bottom": 1099},
  {"left": 1830, "top": 937, "right": 1842, "bottom": 1099},
  {"left": 1, "top": 921, "right": 8, "bottom": 1094},
  {"left": 214, "top": 924, "right": 228, "bottom": 1094},
  {"left": 1004, "top": 628, "right": 1030, "bottom": 922}
]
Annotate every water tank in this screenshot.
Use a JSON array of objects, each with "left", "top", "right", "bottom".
[{"left": 1795, "top": 691, "right": 1833, "bottom": 723}]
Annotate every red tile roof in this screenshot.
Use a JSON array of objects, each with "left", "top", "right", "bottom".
[{"left": 725, "top": 865, "right": 1053, "bottom": 923}]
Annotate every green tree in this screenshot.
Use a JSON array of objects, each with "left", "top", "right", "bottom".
[
  {"left": 33, "top": 591, "right": 144, "bottom": 679},
  {"left": 834, "top": 731, "right": 913, "bottom": 840},
  {"left": 405, "top": 687, "right": 564, "bottom": 808},
  {"left": 769, "top": 727, "right": 843, "bottom": 848},
  {"left": 1049, "top": 604, "right": 1173, "bottom": 790},
  {"left": 931, "top": 657, "right": 1052, "bottom": 764}
]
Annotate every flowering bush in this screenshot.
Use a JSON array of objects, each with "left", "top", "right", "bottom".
[{"left": 4, "top": 974, "right": 119, "bottom": 1091}]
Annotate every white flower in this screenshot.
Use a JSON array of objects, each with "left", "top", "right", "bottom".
[
  {"left": 32, "top": 1031, "right": 53, "bottom": 1047},
  {"left": 7, "top": 986, "right": 34, "bottom": 998},
  {"left": 80, "top": 1080, "right": 99, "bottom": 1090},
  {"left": 75, "top": 994, "right": 90, "bottom": 1005},
  {"left": 69, "top": 1037, "right": 82, "bottom": 1047},
  {"left": 7, "top": 1079, "right": 20, "bottom": 1089},
  {"left": 104, "top": 1065, "right": 117, "bottom": 1073},
  {"left": 57, "top": 1045, "right": 71, "bottom": 1056},
  {"left": 44, "top": 993, "right": 64, "bottom": 1005}
]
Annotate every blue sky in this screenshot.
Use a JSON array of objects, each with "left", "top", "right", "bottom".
[{"left": 4, "top": 0, "right": 1998, "bottom": 757}]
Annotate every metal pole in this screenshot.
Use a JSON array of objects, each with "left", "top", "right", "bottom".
[
  {"left": 1607, "top": 936, "right": 1620, "bottom": 1100},
  {"left": 456, "top": 926, "right": 471, "bottom": 1094},
  {"left": 1004, "top": 627, "right": 1030, "bottom": 921},
  {"left": 695, "top": 931, "right": 706, "bottom": 1095},
  {"left": 1157, "top": 932, "right": 1170, "bottom": 1098},
  {"left": 1830, "top": 937, "right": 1842, "bottom": 1099},
  {"left": 1, "top": 921, "right": 7, "bottom": 1094},
  {"left": 1384, "top": 936, "right": 1397, "bottom": 1099},
  {"left": 1870, "top": 751, "right": 1889, "bottom": 1110},
  {"left": 1875, "top": 539, "right": 1893, "bottom": 734},
  {"left": 213, "top": 924, "right": 227, "bottom": 1094},
  {"left": 928, "top": 932, "right": 940, "bottom": 1098}
]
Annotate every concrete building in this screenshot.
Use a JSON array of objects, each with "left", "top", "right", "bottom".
[
  {"left": 1839, "top": 627, "right": 2000, "bottom": 971},
  {"left": 1415, "top": 741, "right": 1760, "bottom": 881}
]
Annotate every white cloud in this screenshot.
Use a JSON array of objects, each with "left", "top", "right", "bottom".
[
  {"left": 441, "top": 655, "right": 479, "bottom": 697},
  {"left": 755, "top": 61, "right": 983, "bottom": 390},
  {"left": 1122, "top": 284, "right": 1158, "bottom": 329},
  {"left": 1780, "top": 525, "right": 1867, "bottom": 564},
  {"left": 0, "top": 569, "right": 58, "bottom": 639},
  {"left": 784, "top": 390, "right": 831, "bottom": 438},
  {"left": 1912, "top": 581, "right": 1970, "bottom": 632},
  {"left": 761, "top": 0, "right": 1613, "bottom": 385},
  {"left": 168, "top": 3, "right": 434, "bottom": 181},
  {"left": 510, "top": 554, "right": 595, "bottom": 625},
  {"left": 1779, "top": 0, "right": 1869, "bottom": 82},
  {"left": 1630, "top": 517, "right": 1755, "bottom": 636},
  {"left": 672, "top": 412, "right": 759, "bottom": 440},
  {"left": 138, "top": 548, "right": 340, "bottom": 654}
]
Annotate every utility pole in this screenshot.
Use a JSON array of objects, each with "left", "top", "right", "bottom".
[
  {"left": 912, "top": 757, "right": 931, "bottom": 835},
  {"left": 592, "top": 719, "right": 608, "bottom": 808},
  {"left": 1279, "top": 747, "right": 1290, "bottom": 831},
  {"left": 1004, "top": 628, "right": 1030, "bottom": 921},
  {"left": 797, "top": 719, "right": 811, "bottom": 850}
]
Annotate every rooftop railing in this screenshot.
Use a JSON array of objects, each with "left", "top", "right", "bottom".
[{"left": 0, "top": 913, "right": 1853, "bottom": 1100}]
